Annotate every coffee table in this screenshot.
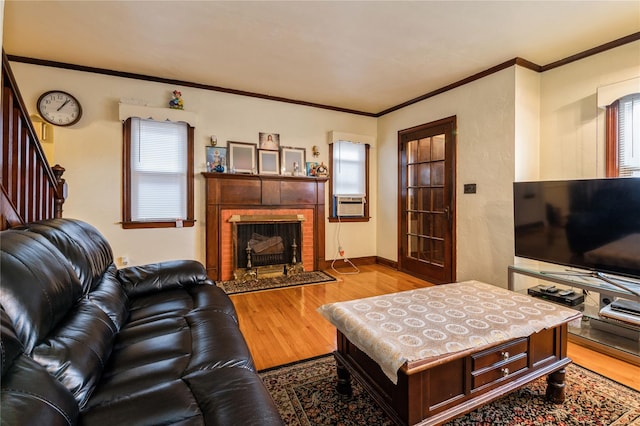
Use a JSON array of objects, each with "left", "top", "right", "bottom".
[{"left": 319, "top": 281, "right": 582, "bottom": 425}]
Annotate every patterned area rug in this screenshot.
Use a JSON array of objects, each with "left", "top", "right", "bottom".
[
  {"left": 259, "top": 354, "right": 640, "bottom": 426},
  {"left": 217, "top": 270, "right": 337, "bottom": 295}
]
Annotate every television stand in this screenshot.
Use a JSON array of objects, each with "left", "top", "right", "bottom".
[
  {"left": 508, "top": 265, "right": 640, "bottom": 366},
  {"left": 538, "top": 270, "right": 640, "bottom": 297}
]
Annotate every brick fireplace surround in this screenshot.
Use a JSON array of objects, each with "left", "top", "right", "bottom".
[{"left": 203, "top": 173, "right": 328, "bottom": 281}]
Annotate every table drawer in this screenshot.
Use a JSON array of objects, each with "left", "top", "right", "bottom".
[
  {"left": 472, "top": 338, "right": 528, "bottom": 370},
  {"left": 472, "top": 354, "right": 528, "bottom": 388}
]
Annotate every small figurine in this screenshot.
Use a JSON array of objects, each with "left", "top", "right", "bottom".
[{"left": 169, "top": 90, "right": 184, "bottom": 109}]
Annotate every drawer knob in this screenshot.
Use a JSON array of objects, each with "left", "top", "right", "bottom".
[
  {"left": 501, "top": 351, "right": 510, "bottom": 360},
  {"left": 501, "top": 368, "right": 510, "bottom": 377}
]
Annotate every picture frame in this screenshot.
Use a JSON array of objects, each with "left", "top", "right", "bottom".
[
  {"left": 228, "top": 141, "right": 257, "bottom": 173},
  {"left": 259, "top": 132, "right": 280, "bottom": 151},
  {"left": 280, "top": 147, "right": 306, "bottom": 176},
  {"left": 306, "top": 161, "right": 319, "bottom": 177},
  {"left": 258, "top": 149, "right": 280, "bottom": 175},
  {"left": 206, "top": 146, "right": 227, "bottom": 172}
]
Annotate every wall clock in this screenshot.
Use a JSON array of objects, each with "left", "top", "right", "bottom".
[{"left": 37, "top": 90, "right": 83, "bottom": 126}]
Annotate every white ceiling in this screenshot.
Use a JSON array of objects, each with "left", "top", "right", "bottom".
[{"left": 3, "top": 1, "right": 639, "bottom": 114}]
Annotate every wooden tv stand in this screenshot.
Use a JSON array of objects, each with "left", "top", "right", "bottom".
[{"left": 334, "top": 323, "right": 572, "bottom": 426}]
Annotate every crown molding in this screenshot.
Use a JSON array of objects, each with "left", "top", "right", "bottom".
[{"left": 7, "top": 32, "right": 638, "bottom": 118}]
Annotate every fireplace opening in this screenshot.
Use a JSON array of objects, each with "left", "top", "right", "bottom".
[
  {"left": 230, "top": 214, "right": 305, "bottom": 280},
  {"left": 236, "top": 222, "right": 300, "bottom": 268}
]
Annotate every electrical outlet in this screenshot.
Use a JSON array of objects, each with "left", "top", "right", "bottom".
[{"left": 120, "top": 256, "right": 129, "bottom": 266}]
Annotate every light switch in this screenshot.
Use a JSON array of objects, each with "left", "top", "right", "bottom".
[{"left": 464, "top": 184, "right": 477, "bottom": 194}]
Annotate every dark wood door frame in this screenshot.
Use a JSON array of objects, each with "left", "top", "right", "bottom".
[{"left": 397, "top": 116, "right": 456, "bottom": 284}]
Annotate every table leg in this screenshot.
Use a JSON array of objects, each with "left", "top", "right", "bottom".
[
  {"left": 545, "top": 368, "right": 566, "bottom": 403},
  {"left": 335, "top": 359, "right": 353, "bottom": 397}
]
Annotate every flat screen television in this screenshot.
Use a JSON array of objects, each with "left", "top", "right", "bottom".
[{"left": 513, "top": 178, "right": 640, "bottom": 279}]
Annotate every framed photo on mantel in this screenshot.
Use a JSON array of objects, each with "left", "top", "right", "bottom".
[
  {"left": 228, "top": 141, "right": 257, "bottom": 174},
  {"left": 258, "top": 149, "right": 280, "bottom": 175},
  {"left": 259, "top": 132, "right": 280, "bottom": 151},
  {"left": 280, "top": 147, "right": 306, "bottom": 176},
  {"left": 206, "top": 146, "right": 227, "bottom": 172}
]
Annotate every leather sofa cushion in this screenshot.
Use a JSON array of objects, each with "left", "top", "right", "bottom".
[
  {"left": 1, "top": 309, "right": 79, "bottom": 426},
  {"left": 1, "top": 228, "right": 122, "bottom": 409},
  {"left": 82, "top": 366, "right": 280, "bottom": 426},
  {"left": 2, "top": 356, "right": 80, "bottom": 426},
  {"left": 81, "top": 287, "right": 257, "bottom": 423},
  {"left": 81, "top": 379, "right": 203, "bottom": 425},
  {"left": 127, "top": 284, "right": 238, "bottom": 325},
  {"left": 1, "top": 308, "right": 22, "bottom": 377},
  {"left": 117, "top": 259, "right": 214, "bottom": 298},
  {"left": 86, "top": 289, "right": 254, "bottom": 407},
  {"left": 184, "top": 367, "right": 286, "bottom": 426},
  {"left": 86, "top": 264, "right": 129, "bottom": 332},
  {"left": 32, "top": 299, "right": 116, "bottom": 408},
  {"left": 0, "top": 230, "right": 83, "bottom": 352},
  {"left": 20, "top": 219, "right": 114, "bottom": 294}
]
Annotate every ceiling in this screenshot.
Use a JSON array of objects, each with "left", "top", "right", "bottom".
[{"left": 3, "top": 1, "right": 639, "bottom": 115}]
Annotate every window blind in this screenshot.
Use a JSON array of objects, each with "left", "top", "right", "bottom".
[
  {"left": 618, "top": 94, "right": 640, "bottom": 177},
  {"left": 130, "top": 117, "right": 187, "bottom": 220},
  {"left": 333, "top": 141, "right": 366, "bottom": 196}
]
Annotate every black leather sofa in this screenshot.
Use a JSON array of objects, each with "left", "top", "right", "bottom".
[{"left": 0, "top": 218, "right": 284, "bottom": 425}]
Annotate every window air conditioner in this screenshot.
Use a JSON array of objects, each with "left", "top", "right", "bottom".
[{"left": 336, "top": 195, "right": 365, "bottom": 217}]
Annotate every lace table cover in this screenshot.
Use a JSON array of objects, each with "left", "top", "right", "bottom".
[{"left": 318, "top": 280, "right": 582, "bottom": 383}]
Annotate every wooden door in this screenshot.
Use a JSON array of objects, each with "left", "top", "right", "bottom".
[{"left": 398, "top": 117, "right": 456, "bottom": 284}]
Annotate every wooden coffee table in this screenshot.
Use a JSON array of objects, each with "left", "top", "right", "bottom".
[
  {"left": 319, "top": 281, "right": 581, "bottom": 426},
  {"left": 334, "top": 323, "right": 572, "bottom": 426}
]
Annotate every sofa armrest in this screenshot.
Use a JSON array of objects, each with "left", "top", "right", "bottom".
[{"left": 118, "top": 260, "right": 213, "bottom": 298}]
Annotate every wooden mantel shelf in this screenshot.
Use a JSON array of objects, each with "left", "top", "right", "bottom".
[
  {"left": 202, "top": 172, "right": 328, "bottom": 182},
  {"left": 202, "top": 172, "right": 328, "bottom": 281}
]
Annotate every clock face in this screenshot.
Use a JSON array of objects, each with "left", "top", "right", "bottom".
[{"left": 37, "top": 91, "right": 82, "bottom": 126}]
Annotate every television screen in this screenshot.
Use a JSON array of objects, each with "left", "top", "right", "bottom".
[{"left": 513, "top": 178, "right": 640, "bottom": 279}]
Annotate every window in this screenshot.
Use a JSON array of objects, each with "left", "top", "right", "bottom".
[
  {"left": 122, "top": 117, "right": 194, "bottom": 228},
  {"left": 329, "top": 141, "right": 370, "bottom": 222},
  {"left": 606, "top": 93, "right": 640, "bottom": 177}
]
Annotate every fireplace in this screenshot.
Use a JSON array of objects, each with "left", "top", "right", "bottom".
[
  {"left": 231, "top": 214, "right": 304, "bottom": 279},
  {"left": 203, "top": 173, "right": 328, "bottom": 281}
]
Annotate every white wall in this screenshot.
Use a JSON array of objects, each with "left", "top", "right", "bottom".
[
  {"left": 10, "top": 62, "right": 377, "bottom": 268},
  {"left": 377, "top": 68, "right": 517, "bottom": 287},
  {"left": 539, "top": 41, "right": 640, "bottom": 180},
  {"left": 514, "top": 67, "right": 541, "bottom": 182}
]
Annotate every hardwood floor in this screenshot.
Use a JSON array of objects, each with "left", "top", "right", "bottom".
[{"left": 232, "top": 264, "right": 640, "bottom": 390}]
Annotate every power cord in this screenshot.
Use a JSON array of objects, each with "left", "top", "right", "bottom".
[{"left": 330, "top": 215, "right": 359, "bottom": 275}]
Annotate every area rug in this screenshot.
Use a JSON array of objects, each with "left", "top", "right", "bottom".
[
  {"left": 259, "top": 354, "right": 640, "bottom": 426},
  {"left": 217, "top": 270, "right": 337, "bottom": 295}
]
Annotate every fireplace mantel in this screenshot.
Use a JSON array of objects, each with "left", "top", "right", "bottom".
[{"left": 202, "top": 172, "right": 328, "bottom": 281}]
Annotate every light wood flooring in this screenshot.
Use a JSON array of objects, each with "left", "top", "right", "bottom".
[{"left": 231, "top": 263, "right": 640, "bottom": 391}]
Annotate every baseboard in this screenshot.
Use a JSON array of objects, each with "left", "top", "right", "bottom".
[
  {"left": 318, "top": 256, "right": 377, "bottom": 270},
  {"left": 318, "top": 256, "right": 398, "bottom": 271},
  {"left": 375, "top": 256, "right": 398, "bottom": 269}
]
